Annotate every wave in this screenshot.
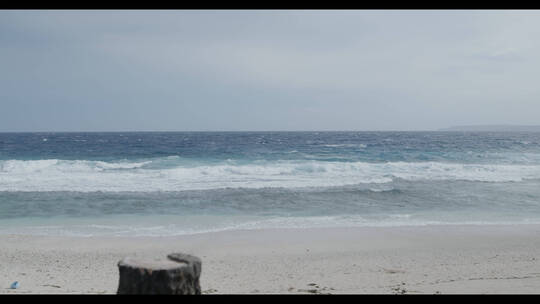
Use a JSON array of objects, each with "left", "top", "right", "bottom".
[
  {"left": 2, "top": 214, "right": 540, "bottom": 237},
  {"left": 1, "top": 158, "right": 540, "bottom": 192},
  {"left": 0, "top": 159, "right": 151, "bottom": 173}
]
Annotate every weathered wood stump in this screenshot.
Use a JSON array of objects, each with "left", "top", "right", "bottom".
[{"left": 117, "top": 253, "right": 201, "bottom": 294}]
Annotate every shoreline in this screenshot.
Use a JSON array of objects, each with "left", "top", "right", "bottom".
[{"left": 2, "top": 224, "right": 540, "bottom": 294}]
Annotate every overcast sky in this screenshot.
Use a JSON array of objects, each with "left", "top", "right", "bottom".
[{"left": 1, "top": 10, "right": 540, "bottom": 131}]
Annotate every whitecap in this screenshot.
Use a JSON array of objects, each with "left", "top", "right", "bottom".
[{"left": 1, "top": 159, "right": 540, "bottom": 192}]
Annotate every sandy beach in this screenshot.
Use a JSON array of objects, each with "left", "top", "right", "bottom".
[{"left": 1, "top": 224, "right": 540, "bottom": 294}]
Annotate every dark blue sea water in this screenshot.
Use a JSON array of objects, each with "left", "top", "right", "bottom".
[{"left": 1, "top": 131, "right": 540, "bottom": 236}]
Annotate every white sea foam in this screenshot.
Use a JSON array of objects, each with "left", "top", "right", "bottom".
[{"left": 1, "top": 159, "right": 540, "bottom": 192}]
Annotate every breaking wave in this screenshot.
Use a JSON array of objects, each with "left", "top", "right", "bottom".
[{"left": 1, "top": 158, "right": 540, "bottom": 192}]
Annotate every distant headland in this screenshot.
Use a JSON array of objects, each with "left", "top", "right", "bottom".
[{"left": 439, "top": 125, "right": 540, "bottom": 132}]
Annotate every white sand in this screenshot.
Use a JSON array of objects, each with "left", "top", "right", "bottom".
[{"left": 2, "top": 224, "right": 540, "bottom": 294}]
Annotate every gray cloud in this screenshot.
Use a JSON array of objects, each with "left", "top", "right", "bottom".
[{"left": 1, "top": 10, "right": 540, "bottom": 131}]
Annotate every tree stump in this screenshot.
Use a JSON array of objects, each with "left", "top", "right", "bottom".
[{"left": 117, "top": 253, "right": 201, "bottom": 294}]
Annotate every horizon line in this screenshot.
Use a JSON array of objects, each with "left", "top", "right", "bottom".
[
  {"left": 0, "top": 129, "right": 439, "bottom": 133},
  {"left": 1, "top": 129, "right": 539, "bottom": 133}
]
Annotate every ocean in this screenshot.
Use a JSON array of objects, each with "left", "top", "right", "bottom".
[{"left": 1, "top": 131, "right": 540, "bottom": 237}]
